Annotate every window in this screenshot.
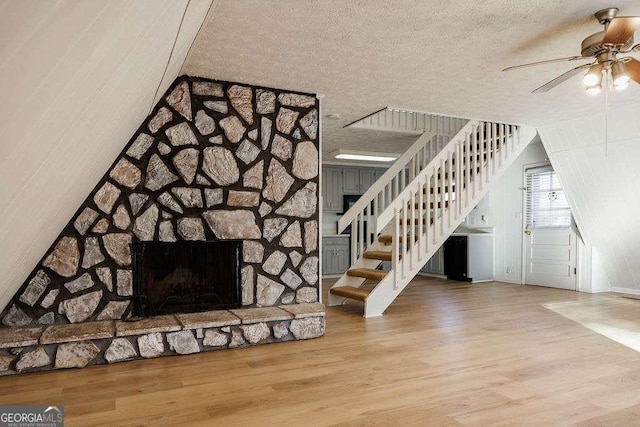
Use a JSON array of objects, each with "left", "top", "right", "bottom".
[{"left": 526, "top": 167, "right": 572, "bottom": 228}]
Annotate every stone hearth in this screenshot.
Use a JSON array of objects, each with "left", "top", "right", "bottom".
[{"left": 0, "top": 304, "right": 324, "bottom": 374}]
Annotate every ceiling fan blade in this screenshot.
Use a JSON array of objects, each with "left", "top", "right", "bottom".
[
  {"left": 603, "top": 16, "right": 640, "bottom": 45},
  {"left": 502, "top": 56, "right": 588, "bottom": 72},
  {"left": 625, "top": 58, "right": 640, "bottom": 84},
  {"left": 532, "top": 63, "right": 594, "bottom": 93},
  {"left": 620, "top": 43, "right": 640, "bottom": 53}
]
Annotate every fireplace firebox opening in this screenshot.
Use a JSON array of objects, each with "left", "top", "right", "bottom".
[{"left": 132, "top": 240, "right": 242, "bottom": 317}]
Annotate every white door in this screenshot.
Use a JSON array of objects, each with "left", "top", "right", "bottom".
[{"left": 524, "top": 167, "right": 577, "bottom": 290}]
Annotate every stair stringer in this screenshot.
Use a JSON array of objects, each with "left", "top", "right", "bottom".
[{"left": 363, "top": 126, "right": 538, "bottom": 317}]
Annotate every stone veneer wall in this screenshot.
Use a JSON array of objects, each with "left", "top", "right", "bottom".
[{"left": 1, "top": 76, "right": 320, "bottom": 328}]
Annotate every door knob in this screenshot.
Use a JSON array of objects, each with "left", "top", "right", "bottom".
[{"left": 524, "top": 230, "right": 532, "bottom": 235}]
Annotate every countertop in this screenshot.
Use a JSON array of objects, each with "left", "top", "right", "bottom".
[{"left": 451, "top": 225, "right": 493, "bottom": 235}]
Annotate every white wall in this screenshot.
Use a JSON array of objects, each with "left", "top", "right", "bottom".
[
  {"left": 0, "top": 0, "right": 212, "bottom": 311},
  {"left": 486, "top": 138, "right": 549, "bottom": 283},
  {"left": 538, "top": 104, "right": 640, "bottom": 294}
]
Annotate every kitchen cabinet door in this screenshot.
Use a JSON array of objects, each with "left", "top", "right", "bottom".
[
  {"left": 335, "top": 243, "right": 350, "bottom": 274},
  {"left": 322, "top": 237, "right": 350, "bottom": 275},
  {"left": 342, "top": 168, "right": 360, "bottom": 194},
  {"left": 322, "top": 246, "right": 336, "bottom": 275},
  {"left": 323, "top": 167, "right": 343, "bottom": 212},
  {"left": 359, "top": 169, "right": 377, "bottom": 192}
]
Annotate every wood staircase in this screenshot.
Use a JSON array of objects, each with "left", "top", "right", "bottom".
[{"left": 328, "top": 119, "right": 537, "bottom": 317}]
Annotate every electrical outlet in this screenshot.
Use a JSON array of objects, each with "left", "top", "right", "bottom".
[{"left": 506, "top": 266, "right": 513, "bottom": 274}]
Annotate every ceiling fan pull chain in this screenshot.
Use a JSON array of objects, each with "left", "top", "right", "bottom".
[{"left": 605, "top": 72, "right": 609, "bottom": 157}]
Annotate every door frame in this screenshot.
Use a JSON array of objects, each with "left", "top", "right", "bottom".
[{"left": 520, "top": 161, "right": 580, "bottom": 289}]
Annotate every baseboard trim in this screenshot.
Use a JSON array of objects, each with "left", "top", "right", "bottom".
[
  {"left": 416, "top": 273, "right": 447, "bottom": 280},
  {"left": 494, "top": 279, "right": 523, "bottom": 285},
  {"left": 611, "top": 287, "right": 640, "bottom": 296}
]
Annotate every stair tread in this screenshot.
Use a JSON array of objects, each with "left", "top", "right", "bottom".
[
  {"left": 346, "top": 268, "right": 388, "bottom": 281},
  {"left": 378, "top": 235, "right": 393, "bottom": 244},
  {"left": 329, "top": 286, "right": 371, "bottom": 302},
  {"left": 378, "top": 234, "right": 421, "bottom": 245},
  {"left": 363, "top": 250, "right": 397, "bottom": 261}
]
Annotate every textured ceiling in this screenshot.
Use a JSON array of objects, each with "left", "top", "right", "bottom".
[{"left": 183, "top": 0, "right": 640, "bottom": 159}]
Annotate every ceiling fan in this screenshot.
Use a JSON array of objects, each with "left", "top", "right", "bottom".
[{"left": 504, "top": 8, "right": 640, "bottom": 94}]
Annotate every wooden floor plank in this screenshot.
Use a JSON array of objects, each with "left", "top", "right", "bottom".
[{"left": 2, "top": 277, "right": 640, "bottom": 425}]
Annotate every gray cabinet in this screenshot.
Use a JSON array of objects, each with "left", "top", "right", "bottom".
[
  {"left": 322, "top": 167, "right": 343, "bottom": 212},
  {"left": 342, "top": 168, "right": 360, "bottom": 193},
  {"left": 421, "top": 246, "right": 445, "bottom": 275},
  {"left": 359, "top": 169, "right": 377, "bottom": 192},
  {"left": 321, "top": 166, "right": 388, "bottom": 213},
  {"left": 322, "top": 237, "right": 350, "bottom": 275},
  {"left": 342, "top": 167, "right": 383, "bottom": 194}
]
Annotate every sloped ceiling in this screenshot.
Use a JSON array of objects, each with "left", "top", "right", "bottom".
[
  {"left": 539, "top": 108, "right": 640, "bottom": 292},
  {"left": 0, "top": 0, "right": 213, "bottom": 310},
  {"left": 183, "top": 0, "right": 640, "bottom": 158}
]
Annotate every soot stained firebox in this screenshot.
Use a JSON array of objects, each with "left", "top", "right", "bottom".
[{"left": 132, "top": 240, "right": 242, "bottom": 317}]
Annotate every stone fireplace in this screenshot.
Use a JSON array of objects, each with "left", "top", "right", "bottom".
[{"left": 0, "top": 76, "right": 324, "bottom": 375}]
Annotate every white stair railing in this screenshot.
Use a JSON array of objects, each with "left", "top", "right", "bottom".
[
  {"left": 329, "top": 119, "right": 538, "bottom": 317},
  {"left": 377, "top": 120, "right": 506, "bottom": 280},
  {"left": 355, "top": 122, "right": 537, "bottom": 317},
  {"left": 337, "top": 116, "right": 466, "bottom": 264}
]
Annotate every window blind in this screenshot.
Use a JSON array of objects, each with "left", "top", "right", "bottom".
[{"left": 526, "top": 169, "right": 571, "bottom": 228}]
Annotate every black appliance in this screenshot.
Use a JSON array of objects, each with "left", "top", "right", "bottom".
[
  {"left": 342, "top": 194, "right": 361, "bottom": 214},
  {"left": 443, "top": 236, "right": 470, "bottom": 281}
]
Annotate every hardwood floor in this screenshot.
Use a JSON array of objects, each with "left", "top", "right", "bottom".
[{"left": 3, "top": 277, "right": 640, "bottom": 426}]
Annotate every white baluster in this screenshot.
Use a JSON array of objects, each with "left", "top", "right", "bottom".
[
  {"left": 401, "top": 201, "right": 407, "bottom": 280},
  {"left": 358, "top": 212, "right": 364, "bottom": 258},
  {"left": 351, "top": 219, "right": 357, "bottom": 264},
  {"left": 440, "top": 159, "right": 445, "bottom": 238},
  {"left": 373, "top": 196, "right": 379, "bottom": 243},
  {"left": 499, "top": 123, "right": 504, "bottom": 169},
  {"left": 418, "top": 179, "right": 424, "bottom": 261},
  {"left": 447, "top": 150, "right": 453, "bottom": 229},
  {"left": 469, "top": 122, "right": 476, "bottom": 198},
  {"left": 463, "top": 132, "right": 469, "bottom": 211},
  {"left": 393, "top": 208, "right": 399, "bottom": 289},
  {"left": 366, "top": 204, "right": 372, "bottom": 247},
  {"left": 394, "top": 175, "right": 399, "bottom": 199},
  {"left": 410, "top": 190, "right": 415, "bottom": 270},
  {"left": 426, "top": 172, "right": 433, "bottom": 247},
  {"left": 456, "top": 142, "right": 462, "bottom": 218}
]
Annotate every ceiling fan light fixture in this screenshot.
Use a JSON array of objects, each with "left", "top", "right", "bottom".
[
  {"left": 614, "top": 80, "right": 629, "bottom": 90},
  {"left": 582, "top": 64, "right": 603, "bottom": 86},
  {"left": 611, "top": 61, "right": 630, "bottom": 86},
  {"left": 586, "top": 84, "right": 602, "bottom": 95}
]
